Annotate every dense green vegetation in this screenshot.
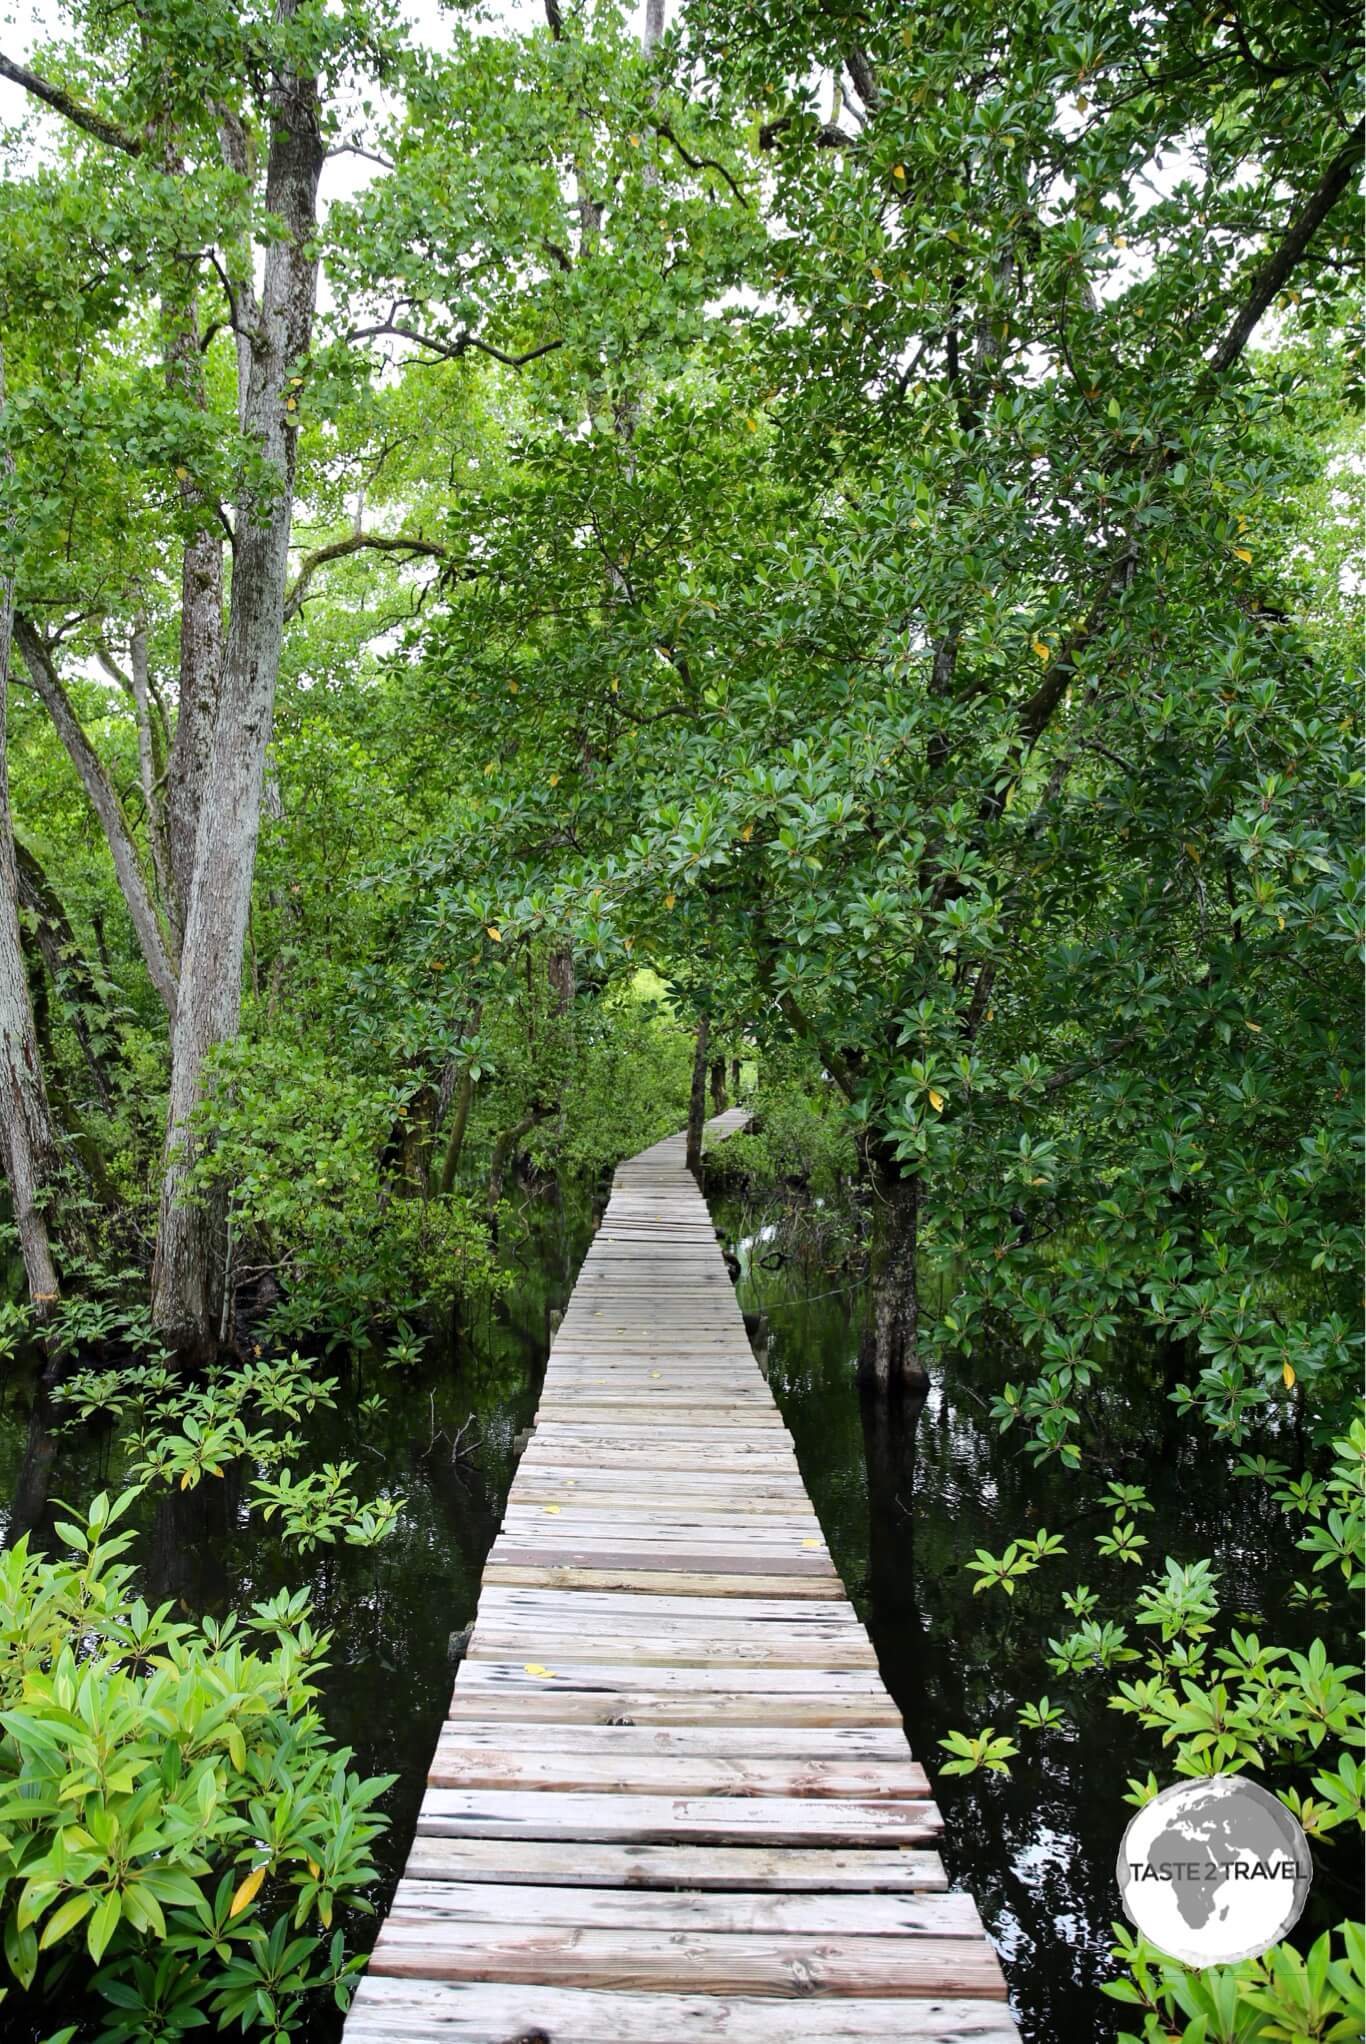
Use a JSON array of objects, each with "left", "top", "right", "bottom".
[{"left": 0, "top": 0, "right": 1360, "bottom": 2036}]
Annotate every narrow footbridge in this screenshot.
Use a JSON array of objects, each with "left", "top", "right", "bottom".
[{"left": 347, "top": 1113, "right": 1015, "bottom": 2042}]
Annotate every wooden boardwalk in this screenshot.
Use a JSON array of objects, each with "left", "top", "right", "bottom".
[{"left": 346, "top": 1112, "right": 1015, "bottom": 2042}]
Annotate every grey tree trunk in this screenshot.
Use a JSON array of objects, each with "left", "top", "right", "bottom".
[
  {"left": 165, "top": 515, "right": 224, "bottom": 940},
  {"left": 685, "top": 1013, "right": 709, "bottom": 1180},
  {"left": 860, "top": 1143, "right": 929, "bottom": 1394},
  {"left": 0, "top": 353, "right": 63, "bottom": 1320},
  {"left": 709, "top": 1057, "right": 726, "bottom": 1116},
  {"left": 547, "top": 940, "right": 575, "bottom": 1015},
  {"left": 151, "top": 39, "right": 323, "bottom": 1361},
  {"left": 14, "top": 619, "right": 180, "bottom": 1018}
]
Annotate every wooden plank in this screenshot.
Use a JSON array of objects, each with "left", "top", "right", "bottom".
[
  {"left": 464, "top": 1633, "right": 869, "bottom": 1672},
  {"left": 368, "top": 1923, "right": 1004, "bottom": 1997},
  {"left": 427, "top": 1744, "right": 925, "bottom": 1799},
  {"left": 481, "top": 1565, "right": 847, "bottom": 1599},
  {"left": 425, "top": 1720, "right": 905, "bottom": 1758},
  {"left": 348, "top": 1982, "right": 1016, "bottom": 2041},
  {"left": 414, "top": 1789, "right": 941, "bottom": 1844},
  {"left": 473, "top": 1588, "right": 859, "bottom": 1624},
  {"left": 447, "top": 1686, "right": 903, "bottom": 1726},
  {"left": 385, "top": 1882, "right": 978, "bottom": 1936},
  {"left": 347, "top": 1980, "right": 1018, "bottom": 2041},
  {"left": 400, "top": 1837, "right": 947, "bottom": 1891}
]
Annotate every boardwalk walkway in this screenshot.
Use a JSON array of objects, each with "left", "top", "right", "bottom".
[{"left": 346, "top": 1112, "right": 1015, "bottom": 2042}]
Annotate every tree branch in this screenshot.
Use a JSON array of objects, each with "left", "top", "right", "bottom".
[
  {"left": 653, "top": 122, "right": 748, "bottom": 207},
  {"left": 0, "top": 51, "right": 141, "bottom": 155},
  {"left": 283, "top": 530, "right": 450, "bottom": 621},
  {"left": 1209, "top": 119, "right": 1364, "bottom": 377},
  {"left": 14, "top": 618, "right": 178, "bottom": 1017},
  {"left": 346, "top": 321, "right": 564, "bottom": 370}
]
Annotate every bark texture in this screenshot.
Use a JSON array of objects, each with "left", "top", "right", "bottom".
[
  {"left": 151, "top": 35, "right": 323, "bottom": 1360},
  {"left": 860, "top": 1143, "right": 929, "bottom": 1393},
  {"left": 685, "top": 1012, "right": 709, "bottom": 1180},
  {"left": 15, "top": 619, "right": 179, "bottom": 1018},
  {"left": 0, "top": 356, "right": 63, "bottom": 1318}
]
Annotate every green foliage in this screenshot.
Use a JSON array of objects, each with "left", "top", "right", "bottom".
[
  {"left": 56, "top": 1354, "right": 404, "bottom": 1554},
  {"left": 1105, "top": 1920, "right": 1365, "bottom": 2043},
  {"left": 937, "top": 1725, "right": 1021, "bottom": 1778},
  {"left": 0, "top": 1493, "right": 390, "bottom": 2035},
  {"left": 710, "top": 1068, "right": 857, "bottom": 1200},
  {"left": 185, "top": 1038, "right": 507, "bottom": 1341}
]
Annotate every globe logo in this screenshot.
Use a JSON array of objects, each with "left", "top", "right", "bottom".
[{"left": 1117, "top": 1776, "right": 1313, "bottom": 1966}]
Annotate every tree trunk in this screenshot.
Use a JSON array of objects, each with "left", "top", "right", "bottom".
[
  {"left": 0, "top": 351, "right": 63, "bottom": 1322},
  {"left": 438, "top": 1068, "right": 476, "bottom": 1195},
  {"left": 709, "top": 1057, "right": 726, "bottom": 1116},
  {"left": 165, "top": 518, "right": 223, "bottom": 940},
  {"left": 730, "top": 1054, "right": 742, "bottom": 1098},
  {"left": 859, "top": 1143, "right": 929, "bottom": 1393},
  {"left": 685, "top": 1013, "right": 709, "bottom": 1180},
  {"left": 151, "top": 36, "right": 323, "bottom": 1363},
  {"left": 15, "top": 619, "right": 179, "bottom": 1018},
  {"left": 547, "top": 939, "right": 575, "bottom": 1015}
]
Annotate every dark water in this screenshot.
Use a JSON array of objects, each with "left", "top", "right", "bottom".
[
  {"left": 2, "top": 1183, "right": 1355, "bottom": 2041},
  {"left": 725, "top": 1211, "right": 1357, "bottom": 2043},
  {"left": 0, "top": 1185, "right": 595, "bottom": 2043}
]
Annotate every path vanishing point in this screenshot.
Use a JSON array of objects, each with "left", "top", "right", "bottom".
[{"left": 345, "top": 1109, "right": 1017, "bottom": 2042}]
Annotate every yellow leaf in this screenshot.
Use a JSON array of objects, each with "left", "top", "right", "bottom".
[
  {"left": 174, "top": 465, "right": 189, "bottom": 481},
  {"left": 1031, "top": 637, "right": 1050, "bottom": 662},
  {"left": 543, "top": 1505, "right": 561, "bottom": 1515},
  {"left": 623, "top": 936, "right": 633, "bottom": 951},
  {"left": 985, "top": 1006, "right": 994, "bottom": 1021},
  {"left": 871, "top": 264, "right": 883, "bottom": 280},
  {"left": 892, "top": 164, "right": 906, "bottom": 181},
  {"left": 746, "top": 416, "right": 758, "bottom": 431},
  {"left": 307, "top": 1859, "right": 320, "bottom": 1878},
  {"left": 801, "top": 1539, "right": 819, "bottom": 1549},
  {"left": 548, "top": 772, "right": 559, "bottom": 785},
  {"left": 610, "top": 677, "right": 620, "bottom": 693},
  {"left": 1246, "top": 1020, "right": 1262, "bottom": 1033},
  {"left": 664, "top": 892, "right": 676, "bottom": 910},
  {"left": 1233, "top": 546, "right": 1252, "bottom": 563},
  {"left": 483, "top": 762, "right": 496, "bottom": 776},
  {"left": 229, "top": 1864, "right": 267, "bottom": 1918},
  {"left": 485, "top": 925, "right": 501, "bottom": 941},
  {"left": 1282, "top": 1362, "right": 1296, "bottom": 1390},
  {"left": 523, "top": 1663, "right": 557, "bottom": 1679},
  {"left": 507, "top": 679, "right": 519, "bottom": 693},
  {"left": 740, "top": 822, "right": 754, "bottom": 841},
  {"left": 928, "top": 1088, "right": 945, "bottom": 1112},
  {"left": 180, "top": 1472, "right": 192, "bottom": 1490}
]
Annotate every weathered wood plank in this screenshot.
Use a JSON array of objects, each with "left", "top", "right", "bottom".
[
  {"left": 400, "top": 1838, "right": 947, "bottom": 1891},
  {"left": 343, "top": 1113, "right": 1012, "bottom": 2043},
  {"left": 427, "top": 1745, "right": 924, "bottom": 1799},
  {"left": 385, "top": 1882, "right": 979, "bottom": 1936},
  {"left": 415, "top": 1789, "right": 941, "bottom": 1844},
  {"left": 347, "top": 1980, "right": 1019, "bottom": 2041},
  {"left": 367, "top": 1923, "right": 1004, "bottom": 1997}
]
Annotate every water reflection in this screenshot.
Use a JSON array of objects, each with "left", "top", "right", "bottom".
[{"left": 726, "top": 1213, "right": 1347, "bottom": 2044}]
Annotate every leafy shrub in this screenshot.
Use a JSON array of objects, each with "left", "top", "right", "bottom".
[
  {"left": 0, "top": 1491, "right": 391, "bottom": 2038},
  {"left": 713, "top": 1073, "right": 857, "bottom": 1201}
]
